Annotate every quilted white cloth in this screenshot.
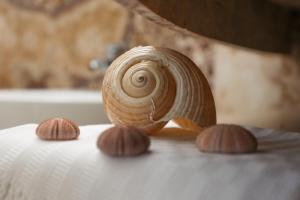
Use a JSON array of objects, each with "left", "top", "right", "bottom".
[{"left": 0, "top": 124, "right": 300, "bottom": 200}]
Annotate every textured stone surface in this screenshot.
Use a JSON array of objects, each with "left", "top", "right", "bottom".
[
  {"left": 0, "top": 0, "right": 128, "bottom": 89},
  {"left": 214, "top": 44, "right": 300, "bottom": 131},
  {"left": 0, "top": 0, "right": 212, "bottom": 89}
]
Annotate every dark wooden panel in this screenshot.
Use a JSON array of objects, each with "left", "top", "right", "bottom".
[
  {"left": 116, "top": 0, "right": 300, "bottom": 55},
  {"left": 269, "top": 0, "right": 300, "bottom": 8}
]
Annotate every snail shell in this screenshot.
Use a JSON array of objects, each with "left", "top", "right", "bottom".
[
  {"left": 102, "top": 46, "right": 216, "bottom": 133},
  {"left": 97, "top": 125, "right": 150, "bottom": 157},
  {"left": 36, "top": 118, "right": 80, "bottom": 140},
  {"left": 196, "top": 124, "right": 258, "bottom": 154}
]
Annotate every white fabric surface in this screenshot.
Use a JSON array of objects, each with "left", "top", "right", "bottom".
[{"left": 0, "top": 124, "right": 300, "bottom": 200}]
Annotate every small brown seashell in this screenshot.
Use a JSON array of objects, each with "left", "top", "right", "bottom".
[
  {"left": 36, "top": 118, "right": 80, "bottom": 140},
  {"left": 97, "top": 125, "right": 150, "bottom": 157},
  {"left": 196, "top": 124, "right": 257, "bottom": 154}
]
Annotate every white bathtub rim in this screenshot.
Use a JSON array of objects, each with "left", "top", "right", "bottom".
[{"left": 0, "top": 89, "right": 102, "bottom": 103}]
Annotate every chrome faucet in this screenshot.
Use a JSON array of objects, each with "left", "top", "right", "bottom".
[{"left": 89, "top": 43, "right": 128, "bottom": 71}]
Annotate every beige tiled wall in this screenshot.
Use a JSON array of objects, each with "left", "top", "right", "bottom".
[
  {"left": 0, "top": 0, "right": 212, "bottom": 89},
  {"left": 214, "top": 44, "right": 300, "bottom": 131},
  {"left": 0, "top": 0, "right": 127, "bottom": 88}
]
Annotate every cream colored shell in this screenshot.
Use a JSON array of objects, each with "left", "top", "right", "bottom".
[{"left": 102, "top": 46, "right": 216, "bottom": 133}]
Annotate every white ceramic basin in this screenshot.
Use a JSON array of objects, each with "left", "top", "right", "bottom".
[{"left": 0, "top": 89, "right": 109, "bottom": 129}]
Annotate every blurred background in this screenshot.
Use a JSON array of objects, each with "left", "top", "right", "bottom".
[{"left": 0, "top": 0, "right": 299, "bottom": 131}]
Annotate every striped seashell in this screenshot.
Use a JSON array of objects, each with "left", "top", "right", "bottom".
[
  {"left": 36, "top": 118, "right": 80, "bottom": 140},
  {"left": 196, "top": 124, "right": 257, "bottom": 154},
  {"left": 97, "top": 125, "right": 150, "bottom": 157},
  {"left": 102, "top": 46, "right": 216, "bottom": 134}
]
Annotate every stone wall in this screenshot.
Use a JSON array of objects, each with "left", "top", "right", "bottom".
[
  {"left": 0, "top": 0, "right": 213, "bottom": 89},
  {"left": 0, "top": 0, "right": 127, "bottom": 88},
  {"left": 214, "top": 44, "right": 300, "bottom": 131}
]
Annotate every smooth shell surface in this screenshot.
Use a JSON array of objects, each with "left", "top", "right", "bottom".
[
  {"left": 196, "top": 124, "right": 257, "bottom": 154},
  {"left": 97, "top": 125, "right": 150, "bottom": 157},
  {"left": 36, "top": 118, "right": 80, "bottom": 140},
  {"left": 102, "top": 46, "right": 216, "bottom": 133}
]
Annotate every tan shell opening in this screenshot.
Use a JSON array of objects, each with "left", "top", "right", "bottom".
[
  {"left": 173, "top": 117, "right": 204, "bottom": 132},
  {"left": 143, "top": 121, "right": 168, "bottom": 134}
]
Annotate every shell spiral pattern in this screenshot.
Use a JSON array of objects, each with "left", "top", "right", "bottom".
[{"left": 102, "top": 46, "right": 216, "bottom": 133}]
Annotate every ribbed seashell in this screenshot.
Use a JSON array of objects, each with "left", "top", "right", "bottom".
[
  {"left": 97, "top": 125, "right": 150, "bottom": 157},
  {"left": 196, "top": 124, "right": 258, "bottom": 154},
  {"left": 102, "top": 46, "right": 216, "bottom": 133},
  {"left": 36, "top": 118, "right": 80, "bottom": 140}
]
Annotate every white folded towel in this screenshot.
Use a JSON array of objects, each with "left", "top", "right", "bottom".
[{"left": 0, "top": 124, "right": 299, "bottom": 200}]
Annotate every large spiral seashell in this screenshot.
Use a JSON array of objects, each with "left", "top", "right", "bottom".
[{"left": 102, "top": 46, "right": 216, "bottom": 133}]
